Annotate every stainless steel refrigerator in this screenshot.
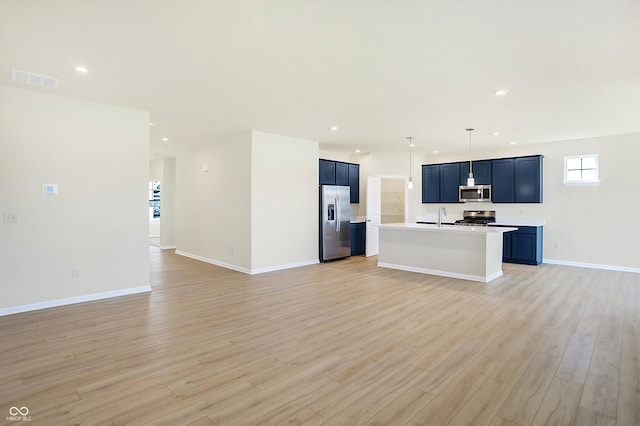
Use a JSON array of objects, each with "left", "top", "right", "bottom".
[{"left": 319, "top": 185, "right": 351, "bottom": 262}]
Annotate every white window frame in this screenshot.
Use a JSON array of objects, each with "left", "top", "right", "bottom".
[{"left": 564, "top": 154, "right": 599, "bottom": 186}]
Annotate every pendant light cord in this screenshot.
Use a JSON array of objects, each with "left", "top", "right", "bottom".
[
  {"left": 466, "top": 128, "right": 474, "bottom": 177},
  {"left": 407, "top": 137, "right": 414, "bottom": 181}
]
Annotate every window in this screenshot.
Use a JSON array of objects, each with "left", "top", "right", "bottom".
[
  {"left": 149, "top": 180, "right": 160, "bottom": 220},
  {"left": 564, "top": 155, "right": 599, "bottom": 185}
]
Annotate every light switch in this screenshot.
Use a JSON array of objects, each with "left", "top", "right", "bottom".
[{"left": 3, "top": 212, "right": 18, "bottom": 223}]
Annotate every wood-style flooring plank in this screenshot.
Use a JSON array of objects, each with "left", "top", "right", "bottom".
[
  {"left": 0, "top": 247, "right": 638, "bottom": 425},
  {"left": 530, "top": 377, "right": 583, "bottom": 426}
]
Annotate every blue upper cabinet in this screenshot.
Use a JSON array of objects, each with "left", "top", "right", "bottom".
[
  {"left": 335, "top": 162, "right": 349, "bottom": 186},
  {"left": 492, "top": 158, "right": 515, "bottom": 202},
  {"left": 492, "top": 155, "right": 543, "bottom": 203},
  {"left": 319, "top": 159, "right": 336, "bottom": 185},
  {"left": 472, "top": 160, "right": 492, "bottom": 185},
  {"left": 422, "top": 162, "right": 464, "bottom": 203},
  {"left": 319, "top": 159, "right": 360, "bottom": 203},
  {"left": 422, "top": 164, "right": 440, "bottom": 203},
  {"left": 514, "top": 156, "right": 543, "bottom": 203},
  {"left": 422, "top": 154, "right": 542, "bottom": 204},
  {"left": 348, "top": 163, "right": 360, "bottom": 203},
  {"left": 459, "top": 160, "right": 491, "bottom": 185},
  {"left": 440, "top": 163, "right": 461, "bottom": 203}
]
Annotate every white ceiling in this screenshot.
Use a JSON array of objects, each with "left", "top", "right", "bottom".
[{"left": 1, "top": 0, "right": 639, "bottom": 158}]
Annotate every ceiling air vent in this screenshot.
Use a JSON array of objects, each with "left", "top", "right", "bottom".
[{"left": 11, "top": 69, "right": 59, "bottom": 89}]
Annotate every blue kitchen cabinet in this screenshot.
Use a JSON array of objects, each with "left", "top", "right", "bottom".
[
  {"left": 515, "top": 156, "right": 543, "bottom": 203},
  {"left": 460, "top": 160, "right": 492, "bottom": 185},
  {"left": 319, "top": 159, "right": 360, "bottom": 204},
  {"left": 421, "top": 164, "right": 440, "bottom": 203},
  {"left": 319, "top": 159, "right": 336, "bottom": 185},
  {"left": 348, "top": 163, "right": 360, "bottom": 204},
  {"left": 501, "top": 226, "right": 543, "bottom": 265},
  {"left": 492, "top": 156, "right": 543, "bottom": 203},
  {"left": 440, "top": 162, "right": 462, "bottom": 203},
  {"left": 336, "top": 162, "right": 349, "bottom": 186},
  {"left": 491, "top": 158, "right": 515, "bottom": 202},
  {"left": 475, "top": 160, "right": 493, "bottom": 185},
  {"left": 350, "top": 222, "right": 366, "bottom": 255},
  {"left": 424, "top": 155, "right": 541, "bottom": 204}
]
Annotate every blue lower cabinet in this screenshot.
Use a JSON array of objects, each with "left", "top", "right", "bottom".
[
  {"left": 501, "top": 226, "right": 543, "bottom": 265},
  {"left": 350, "top": 222, "right": 366, "bottom": 256}
]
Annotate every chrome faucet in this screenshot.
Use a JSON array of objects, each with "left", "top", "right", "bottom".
[{"left": 437, "top": 207, "right": 447, "bottom": 227}]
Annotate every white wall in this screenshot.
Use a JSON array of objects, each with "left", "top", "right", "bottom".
[
  {"left": 251, "top": 131, "right": 319, "bottom": 271},
  {"left": 175, "top": 131, "right": 252, "bottom": 271},
  {"left": 0, "top": 85, "right": 150, "bottom": 311},
  {"left": 355, "top": 151, "right": 416, "bottom": 219},
  {"left": 340, "top": 132, "right": 640, "bottom": 270},
  {"left": 175, "top": 130, "right": 318, "bottom": 274}
]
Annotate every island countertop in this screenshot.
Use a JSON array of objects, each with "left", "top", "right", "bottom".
[
  {"left": 377, "top": 222, "right": 518, "bottom": 282},
  {"left": 378, "top": 223, "right": 517, "bottom": 234}
]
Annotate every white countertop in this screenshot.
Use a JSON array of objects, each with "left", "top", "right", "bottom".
[
  {"left": 490, "top": 217, "right": 545, "bottom": 226},
  {"left": 416, "top": 214, "right": 545, "bottom": 227},
  {"left": 350, "top": 216, "right": 366, "bottom": 224},
  {"left": 379, "top": 222, "right": 517, "bottom": 234}
]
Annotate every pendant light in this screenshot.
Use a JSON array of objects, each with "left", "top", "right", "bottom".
[
  {"left": 466, "top": 128, "right": 475, "bottom": 186},
  {"left": 407, "top": 137, "right": 415, "bottom": 189}
]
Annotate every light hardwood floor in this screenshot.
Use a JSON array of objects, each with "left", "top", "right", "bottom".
[{"left": 1, "top": 247, "right": 639, "bottom": 425}]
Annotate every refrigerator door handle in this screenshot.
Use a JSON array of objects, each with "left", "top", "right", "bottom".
[{"left": 336, "top": 197, "right": 340, "bottom": 232}]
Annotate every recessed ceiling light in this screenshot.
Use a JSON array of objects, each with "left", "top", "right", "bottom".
[
  {"left": 432, "top": 150, "right": 439, "bottom": 154},
  {"left": 149, "top": 122, "right": 155, "bottom": 126},
  {"left": 330, "top": 126, "right": 338, "bottom": 131},
  {"left": 161, "top": 137, "right": 169, "bottom": 142},
  {"left": 495, "top": 89, "right": 508, "bottom": 96},
  {"left": 493, "top": 132, "right": 501, "bottom": 136},
  {"left": 74, "top": 66, "right": 88, "bottom": 73},
  {"left": 355, "top": 149, "right": 360, "bottom": 153},
  {"left": 409, "top": 143, "right": 415, "bottom": 148},
  {"left": 509, "top": 141, "right": 517, "bottom": 145}
]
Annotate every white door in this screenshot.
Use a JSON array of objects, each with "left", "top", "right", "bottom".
[{"left": 366, "top": 176, "right": 381, "bottom": 257}]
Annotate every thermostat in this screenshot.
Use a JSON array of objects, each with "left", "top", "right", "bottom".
[{"left": 43, "top": 184, "right": 58, "bottom": 194}]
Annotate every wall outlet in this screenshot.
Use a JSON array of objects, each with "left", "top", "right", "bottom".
[
  {"left": 3, "top": 212, "right": 18, "bottom": 223},
  {"left": 72, "top": 268, "right": 80, "bottom": 278},
  {"left": 553, "top": 243, "right": 559, "bottom": 249}
]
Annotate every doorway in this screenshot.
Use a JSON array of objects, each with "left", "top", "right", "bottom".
[
  {"left": 381, "top": 178, "right": 406, "bottom": 224},
  {"left": 366, "top": 176, "right": 409, "bottom": 256},
  {"left": 149, "top": 180, "right": 161, "bottom": 247}
]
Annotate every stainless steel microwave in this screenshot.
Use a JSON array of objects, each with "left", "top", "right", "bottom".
[{"left": 459, "top": 185, "right": 492, "bottom": 202}]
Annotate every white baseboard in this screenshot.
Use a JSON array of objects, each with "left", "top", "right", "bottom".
[
  {"left": 175, "top": 250, "right": 252, "bottom": 274},
  {"left": 0, "top": 285, "right": 152, "bottom": 317},
  {"left": 159, "top": 245, "right": 176, "bottom": 250},
  {"left": 543, "top": 258, "right": 640, "bottom": 274},
  {"left": 250, "top": 259, "right": 319, "bottom": 274},
  {"left": 378, "top": 261, "right": 502, "bottom": 283},
  {"left": 174, "top": 250, "right": 318, "bottom": 275}
]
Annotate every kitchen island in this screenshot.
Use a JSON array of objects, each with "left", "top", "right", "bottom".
[{"left": 378, "top": 223, "right": 517, "bottom": 282}]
